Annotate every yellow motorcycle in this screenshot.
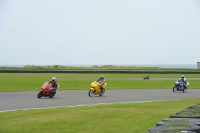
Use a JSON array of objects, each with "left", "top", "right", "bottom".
[{"left": 88, "top": 81, "right": 107, "bottom": 97}]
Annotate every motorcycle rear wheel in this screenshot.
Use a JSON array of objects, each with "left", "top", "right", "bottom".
[
  {"left": 99, "top": 89, "right": 105, "bottom": 96},
  {"left": 49, "top": 93, "right": 54, "bottom": 98},
  {"left": 37, "top": 91, "right": 43, "bottom": 98},
  {"left": 183, "top": 86, "right": 187, "bottom": 92}
]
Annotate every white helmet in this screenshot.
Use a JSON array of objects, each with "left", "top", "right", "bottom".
[
  {"left": 52, "top": 77, "right": 56, "bottom": 81},
  {"left": 100, "top": 75, "right": 104, "bottom": 79}
]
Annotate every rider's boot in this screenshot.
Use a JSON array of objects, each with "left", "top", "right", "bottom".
[
  {"left": 52, "top": 88, "right": 56, "bottom": 95},
  {"left": 100, "top": 87, "right": 104, "bottom": 93}
]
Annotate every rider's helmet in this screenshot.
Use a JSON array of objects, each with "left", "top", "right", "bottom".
[
  {"left": 181, "top": 75, "right": 184, "bottom": 79},
  {"left": 100, "top": 75, "right": 104, "bottom": 79},
  {"left": 52, "top": 77, "right": 56, "bottom": 82}
]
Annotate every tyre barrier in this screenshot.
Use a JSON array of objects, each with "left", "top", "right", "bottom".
[
  {"left": 185, "top": 106, "right": 200, "bottom": 111},
  {"left": 184, "top": 109, "right": 200, "bottom": 113},
  {"left": 146, "top": 104, "right": 200, "bottom": 133},
  {"left": 148, "top": 131, "right": 196, "bottom": 133},
  {"left": 147, "top": 124, "right": 200, "bottom": 133},
  {"left": 188, "top": 105, "right": 200, "bottom": 109},
  {"left": 162, "top": 118, "right": 200, "bottom": 122},
  {"left": 156, "top": 120, "right": 200, "bottom": 126},
  {"left": 170, "top": 111, "right": 200, "bottom": 119},
  {"left": 0, "top": 69, "right": 200, "bottom": 74}
]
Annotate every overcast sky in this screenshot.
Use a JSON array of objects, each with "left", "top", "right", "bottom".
[{"left": 0, "top": 0, "right": 200, "bottom": 66}]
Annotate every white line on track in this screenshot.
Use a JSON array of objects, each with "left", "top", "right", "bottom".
[{"left": 0, "top": 100, "right": 168, "bottom": 113}]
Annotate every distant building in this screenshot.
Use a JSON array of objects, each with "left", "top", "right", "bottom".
[{"left": 198, "top": 62, "right": 200, "bottom": 68}]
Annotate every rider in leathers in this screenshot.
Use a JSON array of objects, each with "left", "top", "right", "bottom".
[
  {"left": 49, "top": 77, "right": 58, "bottom": 94},
  {"left": 96, "top": 75, "right": 105, "bottom": 92},
  {"left": 180, "top": 75, "right": 187, "bottom": 85}
]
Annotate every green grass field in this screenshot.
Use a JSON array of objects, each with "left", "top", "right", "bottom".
[
  {"left": 0, "top": 73, "right": 199, "bottom": 91},
  {"left": 0, "top": 73, "right": 200, "bottom": 132},
  {"left": 0, "top": 99, "right": 200, "bottom": 133}
]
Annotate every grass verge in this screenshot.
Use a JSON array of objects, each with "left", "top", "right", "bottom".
[
  {"left": 0, "top": 73, "right": 199, "bottom": 91},
  {"left": 0, "top": 99, "right": 200, "bottom": 133}
]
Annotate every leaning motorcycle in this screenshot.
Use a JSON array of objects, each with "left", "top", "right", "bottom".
[
  {"left": 143, "top": 76, "right": 150, "bottom": 80},
  {"left": 88, "top": 81, "right": 107, "bottom": 97},
  {"left": 37, "top": 82, "right": 59, "bottom": 98},
  {"left": 173, "top": 80, "right": 189, "bottom": 92}
]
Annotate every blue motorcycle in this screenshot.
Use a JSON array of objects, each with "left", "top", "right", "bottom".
[{"left": 173, "top": 79, "right": 189, "bottom": 92}]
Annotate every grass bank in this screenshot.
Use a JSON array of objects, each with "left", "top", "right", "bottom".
[
  {"left": 0, "top": 73, "right": 199, "bottom": 91},
  {"left": 0, "top": 99, "right": 200, "bottom": 133}
]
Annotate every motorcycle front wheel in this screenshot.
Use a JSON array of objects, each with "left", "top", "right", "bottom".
[
  {"left": 37, "top": 91, "right": 43, "bottom": 98},
  {"left": 172, "top": 86, "right": 176, "bottom": 92},
  {"left": 88, "top": 90, "right": 94, "bottom": 97}
]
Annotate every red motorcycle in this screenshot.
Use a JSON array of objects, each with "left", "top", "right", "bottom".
[{"left": 37, "top": 82, "right": 59, "bottom": 98}]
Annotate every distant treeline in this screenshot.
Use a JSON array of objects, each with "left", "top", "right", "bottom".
[{"left": 0, "top": 65, "right": 199, "bottom": 71}]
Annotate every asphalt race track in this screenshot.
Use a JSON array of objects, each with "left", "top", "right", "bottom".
[{"left": 0, "top": 89, "right": 200, "bottom": 112}]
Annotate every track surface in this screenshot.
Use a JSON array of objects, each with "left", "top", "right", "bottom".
[{"left": 1, "top": 89, "right": 200, "bottom": 112}]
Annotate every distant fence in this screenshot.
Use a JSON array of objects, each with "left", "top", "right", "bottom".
[{"left": 0, "top": 70, "right": 200, "bottom": 74}]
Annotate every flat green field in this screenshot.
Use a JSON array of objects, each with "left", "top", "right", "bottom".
[
  {"left": 0, "top": 99, "right": 200, "bottom": 133},
  {"left": 0, "top": 73, "right": 200, "bottom": 132},
  {"left": 0, "top": 73, "right": 199, "bottom": 91}
]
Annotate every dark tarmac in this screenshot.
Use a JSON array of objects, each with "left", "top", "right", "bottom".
[{"left": 0, "top": 89, "right": 200, "bottom": 112}]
